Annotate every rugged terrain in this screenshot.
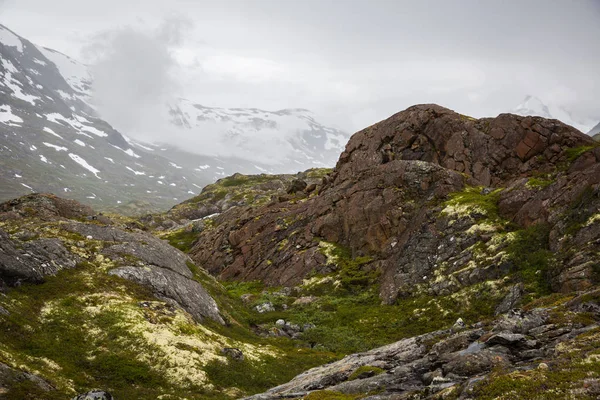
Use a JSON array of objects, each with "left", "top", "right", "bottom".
[{"left": 0, "top": 104, "right": 599, "bottom": 399}]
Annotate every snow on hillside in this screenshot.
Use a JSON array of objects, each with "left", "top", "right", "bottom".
[{"left": 167, "top": 99, "right": 349, "bottom": 169}]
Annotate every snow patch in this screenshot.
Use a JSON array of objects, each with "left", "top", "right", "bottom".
[
  {"left": 74, "top": 139, "right": 86, "bottom": 147},
  {"left": 42, "top": 127, "right": 64, "bottom": 139},
  {"left": 69, "top": 153, "right": 101, "bottom": 178},
  {"left": 0, "top": 104, "right": 24, "bottom": 126},
  {"left": 43, "top": 142, "right": 68, "bottom": 151},
  {"left": 126, "top": 166, "right": 146, "bottom": 176}
]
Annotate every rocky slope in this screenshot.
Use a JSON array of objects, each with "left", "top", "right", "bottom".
[
  {"left": 0, "top": 193, "right": 341, "bottom": 399},
  {"left": 1, "top": 104, "right": 599, "bottom": 399},
  {"left": 187, "top": 104, "right": 599, "bottom": 302}
]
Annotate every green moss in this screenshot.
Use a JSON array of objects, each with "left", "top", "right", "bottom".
[
  {"left": 526, "top": 176, "right": 554, "bottom": 189},
  {"left": 162, "top": 229, "right": 198, "bottom": 252},
  {"left": 441, "top": 186, "right": 503, "bottom": 221},
  {"left": 565, "top": 144, "right": 599, "bottom": 162},
  {"left": 303, "top": 390, "right": 363, "bottom": 400},
  {"left": 473, "top": 358, "right": 600, "bottom": 399},
  {"left": 348, "top": 365, "right": 385, "bottom": 380},
  {"left": 204, "top": 348, "right": 336, "bottom": 396},
  {"left": 504, "top": 224, "right": 553, "bottom": 297},
  {"left": 317, "top": 241, "right": 378, "bottom": 293},
  {"left": 305, "top": 168, "right": 333, "bottom": 179}
]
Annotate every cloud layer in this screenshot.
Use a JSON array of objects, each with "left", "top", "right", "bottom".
[{"left": 2, "top": 0, "right": 599, "bottom": 138}]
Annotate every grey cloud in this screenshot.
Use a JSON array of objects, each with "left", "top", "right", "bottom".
[
  {"left": 85, "top": 18, "right": 191, "bottom": 136},
  {"left": 2, "top": 0, "right": 599, "bottom": 136}
]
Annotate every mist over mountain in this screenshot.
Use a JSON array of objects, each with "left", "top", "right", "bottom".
[{"left": 0, "top": 23, "right": 348, "bottom": 211}]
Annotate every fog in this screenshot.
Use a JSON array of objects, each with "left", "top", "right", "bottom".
[{"left": 2, "top": 0, "right": 599, "bottom": 159}]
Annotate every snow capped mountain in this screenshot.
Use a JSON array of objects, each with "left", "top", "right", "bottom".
[
  {"left": 512, "top": 95, "right": 598, "bottom": 134},
  {"left": 167, "top": 99, "right": 349, "bottom": 170},
  {"left": 0, "top": 24, "right": 348, "bottom": 212}
]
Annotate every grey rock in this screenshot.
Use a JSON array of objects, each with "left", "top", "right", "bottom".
[
  {"left": 494, "top": 308, "right": 549, "bottom": 334},
  {"left": 65, "top": 223, "right": 193, "bottom": 277},
  {"left": 485, "top": 331, "right": 528, "bottom": 347},
  {"left": 255, "top": 302, "right": 275, "bottom": 313},
  {"left": 221, "top": 347, "right": 244, "bottom": 361},
  {"left": 0, "top": 362, "right": 54, "bottom": 392},
  {"left": 441, "top": 348, "right": 510, "bottom": 376},
  {"left": 0, "top": 228, "right": 78, "bottom": 288},
  {"left": 495, "top": 283, "right": 524, "bottom": 315},
  {"left": 109, "top": 266, "right": 223, "bottom": 324},
  {"left": 72, "top": 390, "right": 114, "bottom": 400},
  {"left": 287, "top": 179, "right": 308, "bottom": 194}
]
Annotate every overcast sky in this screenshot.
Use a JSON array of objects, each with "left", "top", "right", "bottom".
[{"left": 1, "top": 0, "right": 599, "bottom": 132}]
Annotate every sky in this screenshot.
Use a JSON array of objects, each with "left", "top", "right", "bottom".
[{"left": 1, "top": 0, "right": 599, "bottom": 133}]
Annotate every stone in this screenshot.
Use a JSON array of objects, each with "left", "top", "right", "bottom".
[
  {"left": 109, "top": 266, "right": 224, "bottom": 324},
  {"left": 293, "top": 296, "right": 318, "bottom": 306},
  {"left": 221, "top": 347, "right": 244, "bottom": 361},
  {"left": 255, "top": 302, "right": 275, "bottom": 313},
  {"left": 72, "top": 390, "right": 114, "bottom": 400},
  {"left": 287, "top": 179, "right": 308, "bottom": 194},
  {"left": 0, "top": 362, "right": 55, "bottom": 393},
  {"left": 452, "top": 318, "right": 466, "bottom": 331},
  {"left": 495, "top": 283, "right": 524, "bottom": 315},
  {"left": 275, "top": 319, "right": 286, "bottom": 327},
  {"left": 0, "top": 228, "right": 79, "bottom": 288}
]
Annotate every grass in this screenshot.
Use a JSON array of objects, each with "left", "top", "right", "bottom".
[
  {"left": 564, "top": 144, "right": 599, "bottom": 162},
  {"left": 0, "top": 258, "right": 335, "bottom": 399},
  {"left": 504, "top": 224, "right": 553, "bottom": 298},
  {"left": 441, "top": 186, "right": 503, "bottom": 221},
  {"left": 303, "top": 391, "right": 364, "bottom": 400},
  {"left": 348, "top": 365, "right": 385, "bottom": 381},
  {"left": 526, "top": 176, "right": 554, "bottom": 189},
  {"left": 473, "top": 356, "right": 600, "bottom": 399},
  {"left": 162, "top": 228, "right": 199, "bottom": 252}
]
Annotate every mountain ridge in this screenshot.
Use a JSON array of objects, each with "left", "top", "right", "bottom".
[{"left": 0, "top": 23, "right": 350, "bottom": 213}]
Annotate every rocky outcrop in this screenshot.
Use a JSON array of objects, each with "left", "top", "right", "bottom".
[
  {"left": 245, "top": 303, "right": 599, "bottom": 399},
  {"left": 334, "top": 104, "right": 593, "bottom": 187},
  {"left": 0, "top": 227, "right": 78, "bottom": 289},
  {"left": 188, "top": 105, "right": 599, "bottom": 303},
  {"left": 0, "top": 193, "right": 100, "bottom": 222},
  {"left": 0, "top": 362, "right": 55, "bottom": 394},
  {"left": 0, "top": 194, "right": 224, "bottom": 324}
]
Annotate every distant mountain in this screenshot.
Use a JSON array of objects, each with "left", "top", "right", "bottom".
[
  {"left": 512, "top": 95, "right": 598, "bottom": 134},
  {"left": 0, "top": 24, "right": 349, "bottom": 212},
  {"left": 588, "top": 121, "right": 600, "bottom": 138},
  {"left": 167, "top": 99, "right": 349, "bottom": 170}
]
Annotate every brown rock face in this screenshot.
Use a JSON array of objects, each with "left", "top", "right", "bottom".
[
  {"left": 189, "top": 104, "right": 599, "bottom": 302},
  {"left": 332, "top": 104, "right": 592, "bottom": 188}
]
